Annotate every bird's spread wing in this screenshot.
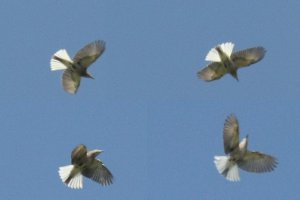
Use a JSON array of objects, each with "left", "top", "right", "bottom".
[
  {"left": 71, "top": 144, "right": 87, "bottom": 165},
  {"left": 197, "top": 62, "right": 226, "bottom": 81},
  {"left": 73, "top": 40, "right": 105, "bottom": 69},
  {"left": 238, "top": 151, "right": 277, "bottom": 173},
  {"left": 223, "top": 114, "right": 240, "bottom": 154},
  {"left": 62, "top": 69, "right": 81, "bottom": 94},
  {"left": 231, "top": 47, "right": 266, "bottom": 68},
  {"left": 82, "top": 159, "right": 113, "bottom": 186}
]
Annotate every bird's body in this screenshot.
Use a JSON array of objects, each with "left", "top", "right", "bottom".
[
  {"left": 50, "top": 40, "right": 105, "bottom": 94},
  {"left": 198, "top": 42, "right": 266, "bottom": 81},
  {"left": 214, "top": 114, "right": 277, "bottom": 182},
  {"left": 59, "top": 144, "right": 113, "bottom": 189}
]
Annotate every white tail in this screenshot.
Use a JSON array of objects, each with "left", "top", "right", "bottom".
[
  {"left": 205, "top": 42, "right": 234, "bottom": 62},
  {"left": 205, "top": 47, "right": 221, "bottom": 62},
  {"left": 58, "top": 165, "right": 83, "bottom": 189},
  {"left": 67, "top": 172, "right": 83, "bottom": 189},
  {"left": 214, "top": 156, "right": 240, "bottom": 182},
  {"left": 50, "top": 49, "right": 72, "bottom": 71},
  {"left": 219, "top": 42, "right": 234, "bottom": 57},
  {"left": 226, "top": 163, "right": 240, "bottom": 182}
]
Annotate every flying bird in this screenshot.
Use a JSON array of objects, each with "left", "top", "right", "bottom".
[
  {"left": 198, "top": 42, "right": 266, "bottom": 81},
  {"left": 214, "top": 114, "right": 277, "bottom": 181},
  {"left": 50, "top": 40, "right": 105, "bottom": 94},
  {"left": 58, "top": 144, "right": 113, "bottom": 189}
]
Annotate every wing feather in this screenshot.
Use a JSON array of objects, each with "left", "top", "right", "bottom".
[
  {"left": 71, "top": 144, "right": 87, "bottom": 165},
  {"left": 62, "top": 69, "right": 81, "bottom": 94},
  {"left": 223, "top": 114, "right": 240, "bottom": 154},
  {"left": 82, "top": 159, "right": 113, "bottom": 186},
  {"left": 238, "top": 151, "right": 277, "bottom": 173},
  {"left": 73, "top": 40, "right": 105, "bottom": 69},
  {"left": 231, "top": 47, "right": 266, "bottom": 68},
  {"left": 197, "top": 62, "right": 226, "bottom": 81}
]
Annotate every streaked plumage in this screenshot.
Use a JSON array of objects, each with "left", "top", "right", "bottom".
[
  {"left": 198, "top": 42, "right": 266, "bottom": 81},
  {"left": 58, "top": 144, "right": 113, "bottom": 189},
  {"left": 50, "top": 40, "right": 105, "bottom": 94},
  {"left": 214, "top": 114, "right": 277, "bottom": 182}
]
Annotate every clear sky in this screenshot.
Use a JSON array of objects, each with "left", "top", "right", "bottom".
[{"left": 1, "top": 0, "right": 300, "bottom": 199}]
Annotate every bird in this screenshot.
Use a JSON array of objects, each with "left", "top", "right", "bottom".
[
  {"left": 214, "top": 114, "right": 277, "bottom": 182},
  {"left": 58, "top": 144, "right": 113, "bottom": 189},
  {"left": 50, "top": 40, "right": 105, "bottom": 94},
  {"left": 197, "top": 42, "right": 266, "bottom": 81}
]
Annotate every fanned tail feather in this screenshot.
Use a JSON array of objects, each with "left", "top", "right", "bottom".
[
  {"left": 67, "top": 173, "right": 83, "bottom": 189},
  {"left": 205, "top": 42, "right": 234, "bottom": 62},
  {"left": 205, "top": 47, "right": 221, "bottom": 62},
  {"left": 226, "top": 163, "right": 240, "bottom": 181},
  {"left": 58, "top": 165, "right": 83, "bottom": 189},
  {"left": 50, "top": 49, "right": 72, "bottom": 71},
  {"left": 219, "top": 42, "right": 234, "bottom": 57},
  {"left": 214, "top": 156, "right": 240, "bottom": 182},
  {"left": 58, "top": 165, "right": 73, "bottom": 182}
]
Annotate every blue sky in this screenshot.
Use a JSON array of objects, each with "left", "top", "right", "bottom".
[{"left": 1, "top": 0, "right": 300, "bottom": 199}]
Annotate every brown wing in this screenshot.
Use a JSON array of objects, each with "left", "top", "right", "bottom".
[
  {"left": 71, "top": 144, "right": 87, "bottom": 165},
  {"left": 231, "top": 47, "right": 266, "bottom": 68},
  {"left": 73, "top": 40, "right": 105, "bottom": 69},
  {"left": 223, "top": 114, "right": 240, "bottom": 154},
  {"left": 238, "top": 151, "right": 278, "bottom": 173},
  {"left": 197, "top": 62, "right": 227, "bottom": 81},
  {"left": 82, "top": 159, "right": 113, "bottom": 186},
  {"left": 62, "top": 69, "right": 81, "bottom": 94}
]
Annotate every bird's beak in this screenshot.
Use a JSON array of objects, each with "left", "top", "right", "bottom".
[
  {"left": 87, "top": 149, "right": 103, "bottom": 158},
  {"left": 231, "top": 72, "right": 239, "bottom": 81},
  {"left": 92, "top": 149, "right": 103, "bottom": 156},
  {"left": 86, "top": 72, "right": 94, "bottom": 79}
]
